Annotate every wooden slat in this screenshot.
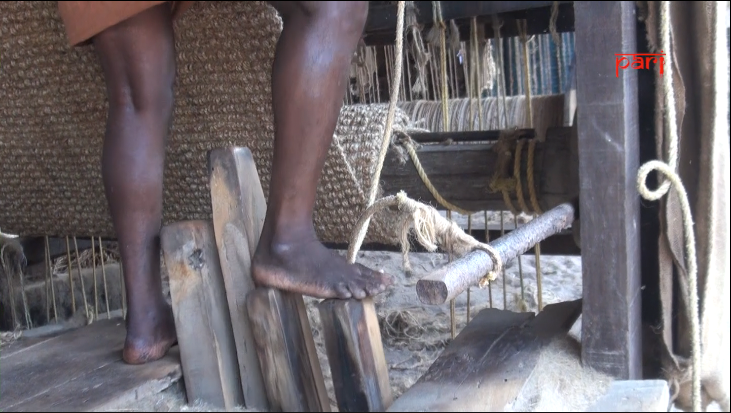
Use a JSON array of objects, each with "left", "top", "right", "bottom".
[
  {"left": 573, "top": 1, "right": 642, "bottom": 379},
  {"left": 317, "top": 298, "right": 392, "bottom": 412},
  {"left": 247, "top": 288, "right": 330, "bottom": 412},
  {"left": 208, "top": 147, "right": 269, "bottom": 410},
  {"left": 160, "top": 220, "right": 244, "bottom": 409},
  {"left": 387, "top": 299, "right": 582, "bottom": 412},
  {"left": 0, "top": 318, "right": 182, "bottom": 412}
]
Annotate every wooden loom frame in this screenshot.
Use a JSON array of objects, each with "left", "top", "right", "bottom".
[{"left": 3, "top": 1, "right": 664, "bottom": 411}]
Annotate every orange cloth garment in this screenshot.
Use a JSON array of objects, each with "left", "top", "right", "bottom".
[{"left": 58, "top": 1, "right": 195, "bottom": 47}]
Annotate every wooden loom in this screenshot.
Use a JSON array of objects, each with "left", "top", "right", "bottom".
[{"left": 1, "top": 1, "right": 666, "bottom": 412}]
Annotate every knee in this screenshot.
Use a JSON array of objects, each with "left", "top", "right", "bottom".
[
  {"left": 106, "top": 69, "right": 175, "bottom": 122},
  {"left": 294, "top": 1, "right": 368, "bottom": 37}
]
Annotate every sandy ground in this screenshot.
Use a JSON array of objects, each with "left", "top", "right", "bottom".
[{"left": 108, "top": 211, "right": 586, "bottom": 412}]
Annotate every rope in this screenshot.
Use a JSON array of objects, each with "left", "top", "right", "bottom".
[
  {"left": 347, "top": 1, "right": 407, "bottom": 264},
  {"left": 549, "top": 1, "right": 563, "bottom": 92},
  {"left": 517, "top": 18, "right": 545, "bottom": 312},
  {"left": 637, "top": 2, "right": 700, "bottom": 411}
]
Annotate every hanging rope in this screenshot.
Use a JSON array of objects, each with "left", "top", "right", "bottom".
[
  {"left": 636, "top": 2, "right": 700, "bottom": 411},
  {"left": 347, "top": 1, "right": 407, "bottom": 263},
  {"left": 346, "top": 1, "right": 504, "bottom": 288}
]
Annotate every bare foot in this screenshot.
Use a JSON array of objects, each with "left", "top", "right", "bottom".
[
  {"left": 122, "top": 303, "right": 177, "bottom": 365},
  {"left": 252, "top": 238, "right": 393, "bottom": 300}
]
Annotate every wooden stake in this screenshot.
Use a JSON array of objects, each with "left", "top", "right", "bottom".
[
  {"left": 318, "top": 297, "right": 392, "bottom": 412},
  {"left": 160, "top": 220, "right": 244, "bottom": 409},
  {"left": 247, "top": 288, "right": 331, "bottom": 412}
]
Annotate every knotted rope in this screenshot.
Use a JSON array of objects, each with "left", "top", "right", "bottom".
[
  {"left": 346, "top": 1, "right": 503, "bottom": 287},
  {"left": 636, "top": 2, "right": 700, "bottom": 411}
]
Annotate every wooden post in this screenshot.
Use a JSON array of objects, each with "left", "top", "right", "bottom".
[
  {"left": 318, "top": 297, "right": 393, "bottom": 412},
  {"left": 574, "top": 1, "right": 642, "bottom": 379},
  {"left": 209, "top": 146, "right": 328, "bottom": 411},
  {"left": 160, "top": 220, "right": 244, "bottom": 409},
  {"left": 247, "top": 288, "right": 331, "bottom": 412}
]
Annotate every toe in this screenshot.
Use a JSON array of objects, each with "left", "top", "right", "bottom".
[
  {"left": 348, "top": 282, "right": 368, "bottom": 300},
  {"left": 334, "top": 282, "right": 353, "bottom": 299}
]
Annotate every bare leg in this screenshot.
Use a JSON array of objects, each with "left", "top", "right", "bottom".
[
  {"left": 252, "top": 1, "right": 392, "bottom": 300},
  {"left": 92, "top": 3, "right": 177, "bottom": 365}
]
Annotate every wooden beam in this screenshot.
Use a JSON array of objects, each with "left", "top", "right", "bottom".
[
  {"left": 247, "top": 288, "right": 331, "bottom": 412},
  {"left": 317, "top": 298, "right": 392, "bottom": 412},
  {"left": 160, "top": 220, "right": 244, "bottom": 409},
  {"left": 408, "top": 129, "right": 534, "bottom": 144},
  {"left": 416, "top": 202, "right": 576, "bottom": 305},
  {"left": 574, "top": 1, "right": 642, "bottom": 380},
  {"left": 381, "top": 127, "right": 577, "bottom": 213},
  {"left": 364, "top": 2, "right": 575, "bottom": 46},
  {"left": 208, "top": 147, "right": 269, "bottom": 410},
  {"left": 324, "top": 230, "right": 580, "bottom": 256},
  {"left": 366, "top": 1, "right": 568, "bottom": 32},
  {"left": 387, "top": 299, "right": 582, "bottom": 412}
]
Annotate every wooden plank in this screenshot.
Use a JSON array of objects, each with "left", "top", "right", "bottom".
[
  {"left": 209, "top": 146, "right": 326, "bottom": 411},
  {"left": 381, "top": 127, "right": 575, "bottom": 213},
  {"left": 160, "top": 220, "right": 244, "bottom": 409},
  {"left": 317, "top": 298, "right": 392, "bottom": 412},
  {"left": 387, "top": 299, "right": 582, "bottom": 412},
  {"left": 8, "top": 348, "right": 181, "bottom": 412},
  {"left": 208, "top": 147, "right": 269, "bottom": 410},
  {"left": 0, "top": 317, "right": 181, "bottom": 412},
  {"left": 573, "top": 1, "right": 642, "bottom": 379},
  {"left": 246, "top": 288, "right": 330, "bottom": 412}
]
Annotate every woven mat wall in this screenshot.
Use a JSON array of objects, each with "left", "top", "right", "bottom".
[{"left": 0, "top": 1, "right": 408, "bottom": 245}]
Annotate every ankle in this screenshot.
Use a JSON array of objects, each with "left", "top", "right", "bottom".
[{"left": 261, "top": 217, "right": 318, "bottom": 249}]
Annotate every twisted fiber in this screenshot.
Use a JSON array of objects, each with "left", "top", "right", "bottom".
[
  {"left": 0, "top": 1, "right": 409, "bottom": 246},
  {"left": 349, "top": 191, "right": 503, "bottom": 283},
  {"left": 397, "top": 134, "right": 474, "bottom": 216},
  {"left": 637, "top": 2, "right": 700, "bottom": 410}
]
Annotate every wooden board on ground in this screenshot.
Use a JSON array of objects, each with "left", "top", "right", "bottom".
[
  {"left": 574, "top": 1, "right": 642, "bottom": 380},
  {"left": 208, "top": 147, "right": 269, "bottom": 410},
  {"left": 318, "top": 297, "right": 392, "bottom": 412},
  {"left": 387, "top": 299, "right": 582, "bottom": 412},
  {"left": 209, "top": 146, "right": 327, "bottom": 411},
  {"left": 0, "top": 317, "right": 181, "bottom": 412},
  {"left": 161, "top": 219, "right": 244, "bottom": 409},
  {"left": 247, "top": 288, "right": 330, "bottom": 412}
]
